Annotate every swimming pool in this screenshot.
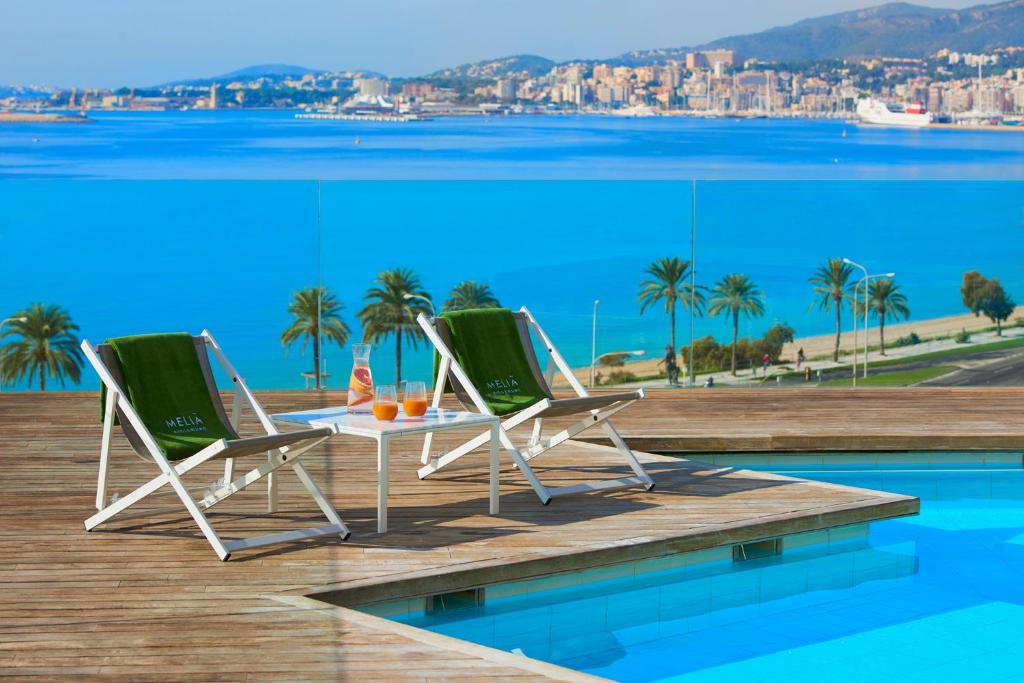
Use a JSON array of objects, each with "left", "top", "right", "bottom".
[{"left": 374, "top": 456, "right": 1024, "bottom": 682}]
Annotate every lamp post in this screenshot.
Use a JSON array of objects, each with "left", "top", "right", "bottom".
[
  {"left": 843, "top": 259, "right": 868, "bottom": 386},
  {"left": 403, "top": 293, "right": 435, "bottom": 314},
  {"left": 0, "top": 317, "right": 28, "bottom": 393},
  {"left": 595, "top": 350, "right": 645, "bottom": 364},
  {"left": 590, "top": 299, "right": 600, "bottom": 388},
  {"left": 859, "top": 271, "right": 896, "bottom": 378},
  {"left": 843, "top": 259, "right": 895, "bottom": 382}
]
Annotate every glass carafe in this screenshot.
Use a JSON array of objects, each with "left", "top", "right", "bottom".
[{"left": 347, "top": 343, "right": 374, "bottom": 413}]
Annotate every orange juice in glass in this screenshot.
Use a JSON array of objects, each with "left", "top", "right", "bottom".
[
  {"left": 403, "top": 381, "right": 428, "bottom": 417},
  {"left": 372, "top": 385, "right": 398, "bottom": 421}
]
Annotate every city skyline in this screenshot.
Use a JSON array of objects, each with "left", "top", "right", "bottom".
[{"left": 1, "top": 0, "right": 973, "bottom": 88}]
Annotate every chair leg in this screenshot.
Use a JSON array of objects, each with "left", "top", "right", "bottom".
[
  {"left": 96, "top": 391, "right": 116, "bottom": 510},
  {"left": 290, "top": 461, "right": 350, "bottom": 540},
  {"left": 497, "top": 430, "right": 551, "bottom": 505},
  {"left": 601, "top": 421, "right": 655, "bottom": 489},
  {"left": 266, "top": 453, "right": 279, "bottom": 513},
  {"left": 85, "top": 470, "right": 170, "bottom": 530},
  {"left": 157, "top": 458, "right": 231, "bottom": 560}
]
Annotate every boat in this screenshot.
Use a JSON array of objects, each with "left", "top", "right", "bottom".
[{"left": 856, "top": 98, "right": 931, "bottom": 128}]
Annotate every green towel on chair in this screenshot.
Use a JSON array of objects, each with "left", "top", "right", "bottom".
[
  {"left": 435, "top": 308, "right": 552, "bottom": 417},
  {"left": 100, "top": 333, "right": 236, "bottom": 461}
]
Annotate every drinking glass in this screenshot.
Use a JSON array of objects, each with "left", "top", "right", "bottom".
[
  {"left": 372, "top": 384, "right": 398, "bottom": 421},
  {"left": 403, "top": 381, "right": 428, "bottom": 417}
]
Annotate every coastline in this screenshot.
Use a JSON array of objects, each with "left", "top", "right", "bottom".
[{"left": 569, "top": 305, "right": 1024, "bottom": 384}]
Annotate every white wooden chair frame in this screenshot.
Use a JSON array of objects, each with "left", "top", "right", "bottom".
[
  {"left": 81, "top": 329, "right": 350, "bottom": 561},
  {"left": 417, "top": 307, "right": 655, "bottom": 504}
]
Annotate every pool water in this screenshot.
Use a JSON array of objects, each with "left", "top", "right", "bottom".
[{"left": 386, "top": 462, "right": 1024, "bottom": 682}]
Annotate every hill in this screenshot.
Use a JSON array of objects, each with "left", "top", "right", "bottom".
[
  {"left": 698, "top": 0, "right": 1024, "bottom": 61},
  {"left": 158, "top": 63, "right": 324, "bottom": 87},
  {"left": 424, "top": 54, "right": 555, "bottom": 80}
]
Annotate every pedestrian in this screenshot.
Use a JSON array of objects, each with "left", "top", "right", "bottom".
[
  {"left": 796, "top": 347, "right": 805, "bottom": 369},
  {"left": 658, "top": 344, "right": 679, "bottom": 385},
  {"left": 762, "top": 353, "right": 771, "bottom": 376},
  {"left": 703, "top": 376, "right": 715, "bottom": 388}
]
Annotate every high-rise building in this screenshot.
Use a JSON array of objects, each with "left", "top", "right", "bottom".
[
  {"left": 927, "top": 84, "right": 942, "bottom": 113},
  {"left": 209, "top": 83, "right": 218, "bottom": 109},
  {"left": 496, "top": 78, "right": 517, "bottom": 100}
]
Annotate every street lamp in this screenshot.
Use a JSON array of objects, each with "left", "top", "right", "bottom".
[
  {"left": 590, "top": 300, "right": 600, "bottom": 388},
  {"left": 595, "top": 350, "right": 645, "bottom": 364},
  {"left": 858, "top": 271, "right": 895, "bottom": 379},
  {"left": 843, "top": 259, "right": 895, "bottom": 381},
  {"left": 0, "top": 317, "right": 27, "bottom": 393},
  {"left": 403, "top": 293, "right": 435, "bottom": 314},
  {"left": 843, "top": 259, "right": 869, "bottom": 385}
]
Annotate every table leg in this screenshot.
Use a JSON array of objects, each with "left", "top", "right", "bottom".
[
  {"left": 489, "top": 424, "right": 499, "bottom": 515},
  {"left": 377, "top": 435, "right": 388, "bottom": 533}
]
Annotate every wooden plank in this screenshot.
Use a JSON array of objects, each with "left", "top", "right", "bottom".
[{"left": 0, "top": 388, "right": 978, "bottom": 680}]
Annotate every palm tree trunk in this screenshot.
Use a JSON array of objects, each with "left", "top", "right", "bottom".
[
  {"left": 39, "top": 364, "right": 45, "bottom": 392},
  {"left": 395, "top": 326, "right": 403, "bottom": 385},
  {"left": 313, "top": 325, "right": 321, "bottom": 390},
  {"left": 669, "top": 302, "right": 676, "bottom": 353},
  {"left": 833, "top": 302, "right": 841, "bottom": 362},
  {"left": 731, "top": 311, "right": 738, "bottom": 376},
  {"left": 879, "top": 312, "right": 886, "bottom": 356}
]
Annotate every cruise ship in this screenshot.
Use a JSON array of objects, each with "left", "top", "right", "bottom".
[{"left": 856, "top": 98, "right": 931, "bottom": 128}]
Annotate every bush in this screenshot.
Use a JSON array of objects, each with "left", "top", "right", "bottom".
[
  {"left": 681, "top": 323, "right": 795, "bottom": 373},
  {"left": 893, "top": 332, "right": 921, "bottom": 347},
  {"left": 954, "top": 328, "right": 971, "bottom": 344},
  {"left": 604, "top": 370, "right": 638, "bottom": 385}
]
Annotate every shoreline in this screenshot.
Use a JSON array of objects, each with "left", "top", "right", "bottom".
[{"left": 569, "top": 305, "right": 1024, "bottom": 385}]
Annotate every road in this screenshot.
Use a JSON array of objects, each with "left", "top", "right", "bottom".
[{"left": 921, "top": 348, "right": 1024, "bottom": 387}]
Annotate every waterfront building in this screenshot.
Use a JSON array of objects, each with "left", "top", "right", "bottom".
[{"left": 357, "top": 77, "right": 387, "bottom": 98}]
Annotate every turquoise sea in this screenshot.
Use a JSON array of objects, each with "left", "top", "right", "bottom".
[{"left": 0, "top": 111, "right": 1022, "bottom": 389}]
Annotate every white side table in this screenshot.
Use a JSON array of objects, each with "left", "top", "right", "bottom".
[{"left": 272, "top": 406, "right": 500, "bottom": 533}]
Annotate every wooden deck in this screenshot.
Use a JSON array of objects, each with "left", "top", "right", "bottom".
[
  {"left": 586, "top": 387, "right": 1024, "bottom": 453},
  {"left": 4, "top": 388, "right": 1013, "bottom": 680}
]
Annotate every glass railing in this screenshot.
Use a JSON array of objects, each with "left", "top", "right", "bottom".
[{"left": 0, "top": 179, "right": 1020, "bottom": 391}]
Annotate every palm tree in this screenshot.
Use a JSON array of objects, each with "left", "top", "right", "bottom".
[
  {"left": 867, "top": 278, "right": 910, "bottom": 355},
  {"left": 357, "top": 269, "right": 432, "bottom": 385},
  {"left": 638, "top": 257, "right": 704, "bottom": 352},
  {"left": 0, "top": 303, "right": 83, "bottom": 391},
  {"left": 707, "top": 274, "right": 766, "bottom": 376},
  {"left": 281, "top": 286, "right": 350, "bottom": 390},
  {"left": 809, "top": 258, "right": 855, "bottom": 362},
  {"left": 442, "top": 280, "right": 500, "bottom": 312}
]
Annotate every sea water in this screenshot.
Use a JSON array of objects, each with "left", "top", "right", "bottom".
[{"left": 0, "top": 112, "right": 1022, "bottom": 389}]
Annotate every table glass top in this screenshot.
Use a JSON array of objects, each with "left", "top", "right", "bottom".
[{"left": 272, "top": 405, "right": 496, "bottom": 434}]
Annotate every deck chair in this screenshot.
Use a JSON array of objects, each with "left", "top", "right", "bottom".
[
  {"left": 81, "top": 330, "right": 349, "bottom": 561},
  {"left": 417, "top": 307, "right": 654, "bottom": 505}
]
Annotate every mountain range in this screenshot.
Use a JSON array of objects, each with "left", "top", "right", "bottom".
[
  {"left": 139, "top": 0, "right": 1024, "bottom": 88},
  {"left": 431, "top": 0, "right": 1024, "bottom": 78}
]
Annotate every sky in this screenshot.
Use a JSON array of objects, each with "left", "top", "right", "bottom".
[{"left": 1, "top": 0, "right": 974, "bottom": 88}]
